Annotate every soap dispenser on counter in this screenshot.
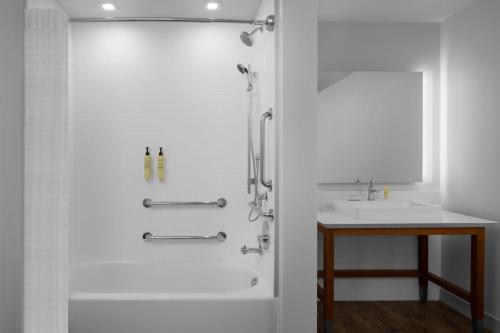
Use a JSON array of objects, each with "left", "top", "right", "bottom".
[{"left": 384, "top": 186, "right": 390, "bottom": 200}]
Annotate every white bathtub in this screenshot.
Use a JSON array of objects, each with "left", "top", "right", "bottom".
[{"left": 69, "top": 262, "right": 277, "bottom": 333}]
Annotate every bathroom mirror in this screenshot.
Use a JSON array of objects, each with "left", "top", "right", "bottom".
[{"left": 317, "top": 71, "right": 423, "bottom": 183}]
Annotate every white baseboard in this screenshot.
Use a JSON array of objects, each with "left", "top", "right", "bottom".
[{"left": 440, "top": 290, "right": 500, "bottom": 333}]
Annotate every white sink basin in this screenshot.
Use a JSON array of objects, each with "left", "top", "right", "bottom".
[{"left": 333, "top": 200, "right": 442, "bottom": 221}]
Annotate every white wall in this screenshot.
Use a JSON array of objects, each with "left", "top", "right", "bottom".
[
  {"left": 70, "top": 22, "right": 274, "bottom": 284},
  {"left": 441, "top": 0, "right": 500, "bottom": 330},
  {"left": 277, "top": 0, "right": 318, "bottom": 331},
  {"left": 318, "top": 21, "right": 442, "bottom": 300},
  {"left": 0, "top": 0, "right": 24, "bottom": 332}
]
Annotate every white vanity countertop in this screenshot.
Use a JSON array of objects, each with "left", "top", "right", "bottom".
[{"left": 318, "top": 210, "right": 497, "bottom": 229}]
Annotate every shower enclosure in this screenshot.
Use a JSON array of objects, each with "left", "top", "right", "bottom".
[{"left": 64, "top": 1, "right": 277, "bottom": 332}]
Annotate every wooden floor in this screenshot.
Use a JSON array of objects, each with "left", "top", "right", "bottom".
[{"left": 318, "top": 301, "right": 491, "bottom": 333}]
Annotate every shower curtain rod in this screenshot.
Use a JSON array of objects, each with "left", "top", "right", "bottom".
[{"left": 69, "top": 17, "right": 266, "bottom": 24}]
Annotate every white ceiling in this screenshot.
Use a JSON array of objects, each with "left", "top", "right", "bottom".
[
  {"left": 57, "top": 0, "right": 481, "bottom": 23},
  {"left": 57, "top": 0, "right": 262, "bottom": 20},
  {"left": 319, "top": 0, "right": 481, "bottom": 22}
]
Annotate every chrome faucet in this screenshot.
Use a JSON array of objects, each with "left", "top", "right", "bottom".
[
  {"left": 241, "top": 244, "right": 263, "bottom": 255},
  {"left": 241, "top": 233, "right": 269, "bottom": 255},
  {"left": 257, "top": 233, "right": 269, "bottom": 249},
  {"left": 368, "top": 178, "right": 379, "bottom": 201}
]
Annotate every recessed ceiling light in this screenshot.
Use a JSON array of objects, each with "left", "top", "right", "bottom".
[
  {"left": 101, "top": 3, "right": 117, "bottom": 11},
  {"left": 205, "top": 2, "right": 220, "bottom": 10}
]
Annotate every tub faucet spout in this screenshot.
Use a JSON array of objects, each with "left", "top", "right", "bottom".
[{"left": 241, "top": 244, "right": 263, "bottom": 255}]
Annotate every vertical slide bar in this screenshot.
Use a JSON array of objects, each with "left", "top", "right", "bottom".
[{"left": 247, "top": 88, "right": 253, "bottom": 194}]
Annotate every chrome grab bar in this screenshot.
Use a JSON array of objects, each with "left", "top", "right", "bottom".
[
  {"left": 143, "top": 198, "right": 227, "bottom": 208},
  {"left": 143, "top": 232, "right": 227, "bottom": 242},
  {"left": 248, "top": 201, "right": 274, "bottom": 220},
  {"left": 260, "top": 109, "right": 273, "bottom": 191}
]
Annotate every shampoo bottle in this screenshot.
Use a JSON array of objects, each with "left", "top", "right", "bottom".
[
  {"left": 157, "top": 147, "right": 165, "bottom": 182},
  {"left": 144, "top": 147, "right": 152, "bottom": 181}
]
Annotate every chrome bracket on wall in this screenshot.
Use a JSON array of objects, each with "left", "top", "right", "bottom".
[{"left": 248, "top": 201, "right": 274, "bottom": 220}]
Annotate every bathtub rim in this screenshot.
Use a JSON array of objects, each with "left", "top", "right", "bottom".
[{"left": 70, "top": 260, "right": 274, "bottom": 301}]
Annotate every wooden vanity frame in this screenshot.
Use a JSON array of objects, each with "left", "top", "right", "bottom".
[{"left": 317, "top": 222, "right": 485, "bottom": 333}]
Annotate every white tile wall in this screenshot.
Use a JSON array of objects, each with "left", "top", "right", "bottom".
[{"left": 70, "top": 22, "right": 272, "bottom": 277}]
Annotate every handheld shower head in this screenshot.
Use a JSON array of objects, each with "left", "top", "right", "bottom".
[
  {"left": 237, "top": 64, "right": 253, "bottom": 90},
  {"left": 237, "top": 63, "right": 248, "bottom": 74}
]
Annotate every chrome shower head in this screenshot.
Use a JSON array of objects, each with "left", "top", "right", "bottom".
[
  {"left": 240, "top": 15, "right": 275, "bottom": 47},
  {"left": 240, "top": 27, "right": 261, "bottom": 47},
  {"left": 240, "top": 31, "right": 253, "bottom": 47}
]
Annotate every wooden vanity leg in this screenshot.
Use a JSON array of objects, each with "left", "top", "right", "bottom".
[
  {"left": 323, "top": 230, "right": 334, "bottom": 333},
  {"left": 470, "top": 228, "right": 485, "bottom": 333},
  {"left": 418, "top": 235, "right": 429, "bottom": 302}
]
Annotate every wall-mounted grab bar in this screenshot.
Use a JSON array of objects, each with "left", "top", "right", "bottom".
[
  {"left": 248, "top": 201, "right": 274, "bottom": 220},
  {"left": 143, "top": 198, "right": 227, "bottom": 208},
  {"left": 260, "top": 109, "right": 273, "bottom": 191},
  {"left": 143, "top": 232, "right": 227, "bottom": 242}
]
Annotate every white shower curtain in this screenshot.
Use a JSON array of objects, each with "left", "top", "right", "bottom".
[{"left": 24, "top": 7, "right": 69, "bottom": 333}]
